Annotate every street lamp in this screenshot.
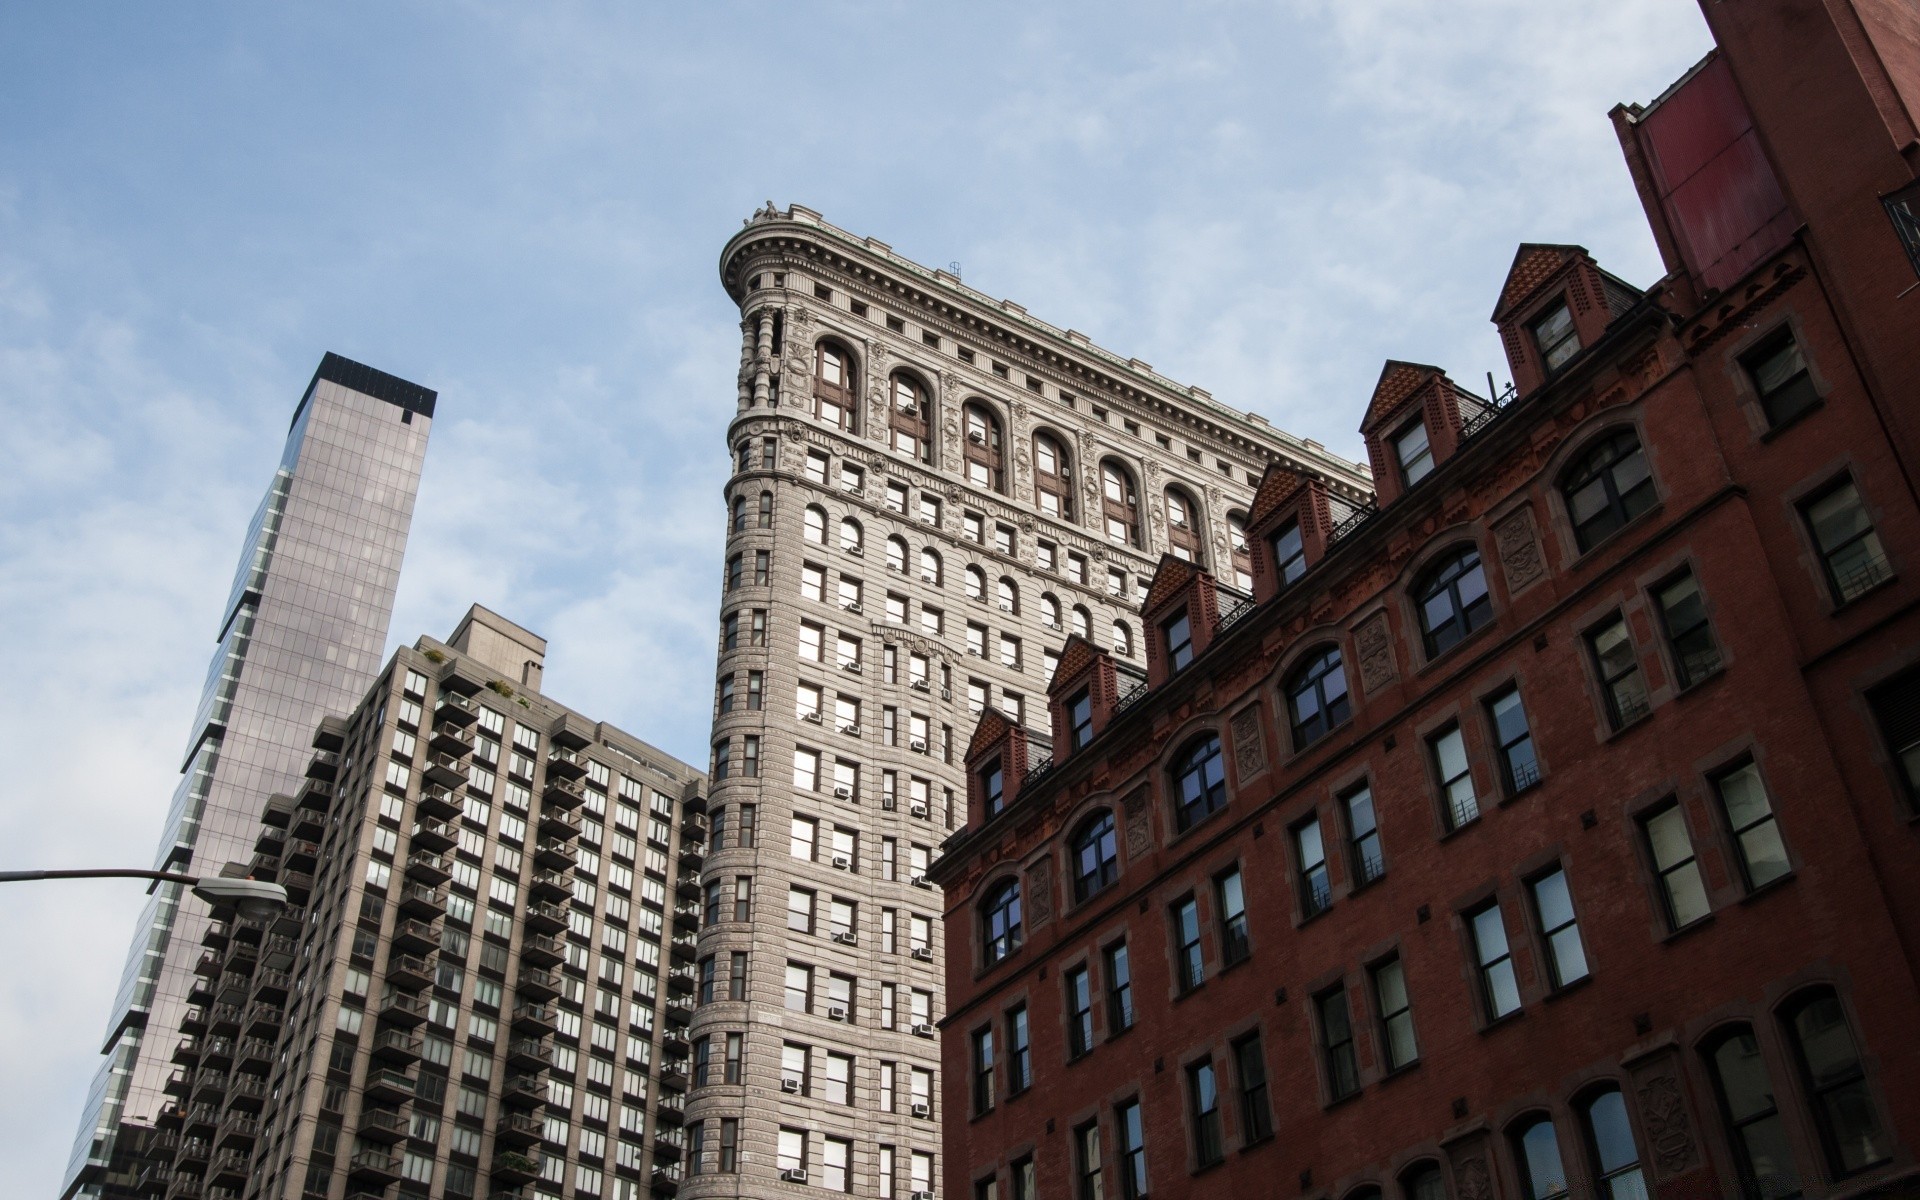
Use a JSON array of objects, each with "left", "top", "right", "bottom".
[{"left": 0, "top": 869, "right": 289, "bottom": 920}]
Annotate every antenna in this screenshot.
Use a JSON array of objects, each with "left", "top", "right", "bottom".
[{"left": 948, "top": 262, "right": 963, "bottom": 280}]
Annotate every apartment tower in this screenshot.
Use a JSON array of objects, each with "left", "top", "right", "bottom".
[
  {"left": 141, "top": 606, "right": 709, "bottom": 1200},
  {"left": 693, "top": 211, "right": 1370, "bottom": 1197},
  {"left": 68, "top": 354, "right": 436, "bottom": 1198}
]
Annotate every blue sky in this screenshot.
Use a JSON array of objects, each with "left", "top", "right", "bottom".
[{"left": 0, "top": 2, "right": 1713, "bottom": 1190}]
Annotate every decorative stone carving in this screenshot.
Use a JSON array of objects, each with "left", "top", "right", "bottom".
[
  {"left": 1454, "top": 1158, "right": 1492, "bottom": 1200},
  {"left": 1122, "top": 786, "right": 1153, "bottom": 857},
  {"left": 1495, "top": 505, "right": 1546, "bottom": 592},
  {"left": 1024, "top": 857, "right": 1054, "bottom": 928},
  {"left": 1230, "top": 708, "right": 1266, "bottom": 779},
  {"left": 1354, "top": 613, "right": 1397, "bottom": 693},
  {"left": 1637, "top": 1075, "right": 1698, "bottom": 1176}
]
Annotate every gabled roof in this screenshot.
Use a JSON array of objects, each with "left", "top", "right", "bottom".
[
  {"left": 1142, "top": 554, "right": 1203, "bottom": 616},
  {"left": 1248, "top": 460, "right": 1311, "bottom": 528},
  {"left": 1047, "top": 634, "right": 1106, "bottom": 696},
  {"left": 1362, "top": 360, "right": 1448, "bottom": 431},
  {"left": 966, "top": 707, "right": 1016, "bottom": 761},
  {"left": 1493, "top": 243, "right": 1588, "bottom": 320}
]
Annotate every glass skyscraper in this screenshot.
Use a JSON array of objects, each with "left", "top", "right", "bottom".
[{"left": 65, "top": 353, "right": 437, "bottom": 1198}]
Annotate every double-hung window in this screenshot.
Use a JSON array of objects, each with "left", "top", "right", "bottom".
[
  {"left": 1486, "top": 687, "right": 1540, "bottom": 793},
  {"left": 1641, "top": 802, "right": 1710, "bottom": 930},
  {"left": 1430, "top": 724, "right": 1478, "bottom": 830},
  {"left": 1529, "top": 868, "right": 1589, "bottom": 989},
  {"left": 1171, "top": 897, "right": 1204, "bottom": 991},
  {"left": 1804, "top": 479, "right": 1892, "bottom": 603},
  {"left": 1713, "top": 761, "right": 1790, "bottom": 890},
  {"left": 1588, "top": 615, "right": 1649, "bottom": 729},
  {"left": 1294, "top": 817, "right": 1331, "bottom": 916},
  {"left": 1216, "top": 868, "right": 1250, "bottom": 963},
  {"left": 1469, "top": 902, "right": 1522, "bottom": 1020},
  {"left": 1188, "top": 1060, "right": 1224, "bottom": 1167}
]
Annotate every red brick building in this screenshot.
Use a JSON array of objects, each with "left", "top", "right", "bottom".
[{"left": 929, "top": 4, "right": 1920, "bottom": 1199}]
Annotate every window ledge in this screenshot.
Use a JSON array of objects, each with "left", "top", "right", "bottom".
[
  {"left": 1736, "top": 872, "right": 1797, "bottom": 906},
  {"left": 1570, "top": 500, "right": 1668, "bottom": 567},
  {"left": 1478, "top": 1009, "right": 1526, "bottom": 1036},
  {"left": 1236, "top": 1133, "right": 1277, "bottom": 1156},
  {"left": 1497, "top": 778, "right": 1545, "bottom": 808},
  {"left": 1377, "top": 1059, "right": 1423, "bottom": 1086},
  {"left": 1172, "top": 982, "right": 1207, "bottom": 1004},
  {"left": 1321, "top": 1088, "right": 1365, "bottom": 1114},
  {"left": 1219, "top": 952, "right": 1255, "bottom": 977},
  {"left": 1832, "top": 573, "right": 1899, "bottom": 613},
  {"left": 1671, "top": 665, "right": 1727, "bottom": 701},
  {"left": 1541, "top": 974, "right": 1595, "bottom": 1004},
  {"left": 1295, "top": 905, "right": 1334, "bottom": 930},
  {"left": 1414, "top": 619, "right": 1499, "bottom": 678},
  {"left": 1437, "top": 813, "right": 1485, "bottom": 845},
  {"left": 1104, "top": 1024, "right": 1135, "bottom": 1047},
  {"left": 1758, "top": 396, "right": 1824, "bottom": 443},
  {"left": 1656, "top": 913, "right": 1716, "bottom": 946},
  {"left": 1599, "top": 709, "right": 1656, "bottom": 746}
]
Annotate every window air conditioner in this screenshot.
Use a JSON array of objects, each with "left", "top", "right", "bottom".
[
  {"left": 911, "top": 1101, "right": 933, "bottom": 1117},
  {"left": 780, "top": 1078, "right": 801, "bottom": 1094},
  {"left": 910, "top": 874, "right": 932, "bottom": 888},
  {"left": 909, "top": 738, "right": 927, "bottom": 752},
  {"left": 880, "top": 797, "right": 897, "bottom": 811},
  {"left": 830, "top": 854, "right": 851, "bottom": 870},
  {"left": 968, "top": 431, "right": 986, "bottom": 444},
  {"left": 828, "top": 1004, "right": 849, "bottom": 1020},
  {"left": 920, "top": 572, "right": 937, "bottom": 583},
  {"left": 832, "top": 931, "right": 856, "bottom": 946},
  {"left": 910, "top": 946, "right": 932, "bottom": 961},
  {"left": 846, "top": 546, "right": 863, "bottom": 557},
  {"left": 781, "top": 1168, "right": 809, "bottom": 1183},
  {"left": 844, "top": 601, "right": 862, "bottom": 614},
  {"left": 840, "top": 662, "right": 862, "bottom": 675},
  {"left": 912, "top": 1191, "right": 936, "bottom": 1200},
  {"left": 910, "top": 679, "right": 930, "bottom": 692},
  {"left": 999, "top": 602, "right": 1013, "bottom": 613},
  {"left": 910, "top": 803, "right": 929, "bottom": 819},
  {"left": 801, "top": 711, "right": 823, "bottom": 724},
  {"left": 832, "top": 786, "right": 852, "bottom": 800},
  {"left": 839, "top": 724, "right": 860, "bottom": 736}
]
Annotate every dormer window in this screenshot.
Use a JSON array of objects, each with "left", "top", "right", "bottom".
[
  {"left": 1271, "top": 520, "right": 1306, "bottom": 589},
  {"left": 1393, "top": 420, "right": 1434, "bottom": 488},
  {"left": 1532, "top": 301, "right": 1580, "bottom": 375},
  {"left": 1164, "top": 610, "right": 1194, "bottom": 672},
  {"left": 983, "top": 758, "right": 1005, "bottom": 817},
  {"left": 1068, "top": 689, "right": 1093, "bottom": 750}
]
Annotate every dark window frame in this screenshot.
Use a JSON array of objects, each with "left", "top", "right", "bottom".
[
  {"left": 1561, "top": 429, "right": 1657, "bottom": 554},
  {"left": 1415, "top": 547, "right": 1494, "bottom": 658},
  {"left": 1740, "top": 325, "right": 1819, "bottom": 429},
  {"left": 1171, "top": 734, "right": 1229, "bottom": 832},
  {"left": 1069, "top": 811, "right": 1120, "bottom": 903},
  {"left": 1286, "top": 645, "right": 1352, "bottom": 749}
]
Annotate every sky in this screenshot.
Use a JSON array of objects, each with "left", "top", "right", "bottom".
[{"left": 0, "top": 2, "right": 1715, "bottom": 1191}]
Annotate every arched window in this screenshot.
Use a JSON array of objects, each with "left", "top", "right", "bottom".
[
  {"left": 963, "top": 403, "right": 1005, "bottom": 492},
  {"left": 889, "top": 372, "right": 933, "bottom": 463},
  {"left": 1509, "top": 1115, "right": 1570, "bottom": 1200},
  {"left": 1041, "top": 594, "right": 1062, "bottom": 629},
  {"left": 1343, "top": 1189, "right": 1384, "bottom": 1200},
  {"left": 730, "top": 495, "right": 747, "bottom": 533},
  {"left": 997, "top": 578, "right": 1018, "bottom": 615},
  {"left": 1034, "top": 433, "right": 1074, "bottom": 518},
  {"left": 1101, "top": 461, "right": 1141, "bottom": 546},
  {"left": 803, "top": 506, "right": 827, "bottom": 545},
  {"left": 1576, "top": 1087, "right": 1647, "bottom": 1199},
  {"left": 981, "top": 879, "right": 1022, "bottom": 964},
  {"left": 1398, "top": 1162, "right": 1448, "bottom": 1200},
  {"left": 1562, "top": 429, "right": 1655, "bottom": 553},
  {"left": 1171, "top": 735, "right": 1227, "bottom": 831},
  {"left": 1111, "top": 620, "right": 1133, "bottom": 657},
  {"left": 839, "top": 517, "right": 863, "bottom": 554},
  {"left": 758, "top": 492, "right": 774, "bottom": 529},
  {"left": 1416, "top": 547, "right": 1492, "bottom": 657},
  {"left": 1780, "top": 988, "right": 1891, "bottom": 1177},
  {"left": 813, "top": 341, "right": 858, "bottom": 432},
  {"left": 1166, "top": 487, "right": 1205, "bottom": 563},
  {"left": 1071, "top": 606, "right": 1091, "bottom": 639},
  {"left": 1703, "top": 1025, "right": 1798, "bottom": 1200},
  {"left": 920, "top": 548, "right": 943, "bottom": 587},
  {"left": 1286, "top": 646, "right": 1351, "bottom": 748},
  {"left": 1070, "top": 812, "right": 1119, "bottom": 902},
  {"left": 964, "top": 566, "right": 986, "bottom": 601},
  {"left": 886, "top": 537, "right": 908, "bottom": 573},
  {"left": 1227, "top": 513, "right": 1254, "bottom": 591}
]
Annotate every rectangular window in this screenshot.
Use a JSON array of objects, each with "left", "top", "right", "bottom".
[
  {"left": 1486, "top": 687, "right": 1540, "bottom": 793},
  {"left": 1393, "top": 419, "right": 1434, "bottom": 486},
  {"left": 1532, "top": 299, "right": 1580, "bottom": 373},
  {"left": 1076, "top": 1121, "right": 1104, "bottom": 1200},
  {"left": 786, "top": 886, "right": 815, "bottom": 934},
  {"left": 784, "top": 963, "right": 812, "bottom": 1012},
  {"left": 1104, "top": 942, "right": 1133, "bottom": 1033},
  {"left": 1115, "top": 1099, "right": 1147, "bottom": 1198},
  {"left": 1641, "top": 801, "right": 1711, "bottom": 929},
  {"left": 777, "top": 1127, "right": 808, "bottom": 1177},
  {"left": 972, "top": 1027, "right": 996, "bottom": 1114},
  {"left": 1007, "top": 1005, "right": 1031, "bottom": 1094},
  {"left": 1188, "top": 1059, "right": 1224, "bottom": 1167},
  {"left": 1165, "top": 611, "right": 1193, "bottom": 671},
  {"left": 1742, "top": 327, "right": 1818, "bottom": 427},
  {"left": 1069, "top": 689, "right": 1094, "bottom": 750},
  {"left": 1317, "top": 986, "right": 1360, "bottom": 1100},
  {"left": 1530, "top": 868, "right": 1590, "bottom": 988},
  {"left": 1233, "top": 1033, "right": 1273, "bottom": 1143},
  {"left": 1217, "top": 868, "right": 1250, "bottom": 963},
  {"left": 1713, "top": 761, "right": 1790, "bottom": 890},
  {"left": 1430, "top": 724, "right": 1478, "bottom": 830},
  {"left": 793, "top": 748, "right": 820, "bottom": 792},
  {"left": 1172, "top": 897, "right": 1204, "bottom": 991},
  {"left": 1588, "top": 614, "right": 1649, "bottom": 728},
  {"left": 1655, "top": 570, "right": 1720, "bottom": 687},
  {"left": 1066, "top": 965, "right": 1094, "bottom": 1058},
  {"left": 1469, "top": 903, "right": 1522, "bottom": 1020},
  {"left": 1344, "top": 784, "right": 1384, "bottom": 885},
  {"left": 1293, "top": 818, "right": 1330, "bottom": 917},
  {"left": 1805, "top": 479, "right": 1893, "bottom": 603},
  {"left": 1271, "top": 520, "right": 1306, "bottom": 588},
  {"left": 1372, "top": 957, "right": 1417, "bottom": 1070},
  {"left": 1011, "top": 1156, "right": 1036, "bottom": 1200}
]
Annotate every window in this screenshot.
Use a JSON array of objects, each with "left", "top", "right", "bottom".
[
  {"left": 1641, "top": 801, "right": 1710, "bottom": 930},
  {"left": 1189, "top": 1059, "right": 1224, "bottom": 1166},
  {"left": 965, "top": 565, "right": 985, "bottom": 601},
  {"left": 1171, "top": 897, "right": 1204, "bottom": 991},
  {"left": 1401, "top": 1164, "right": 1448, "bottom": 1200},
  {"left": 1164, "top": 610, "right": 1194, "bottom": 671},
  {"left": 1372, "top": 957, "right": 1417, "bottom": 1070},
  {"left": 887, "top": 536, "right": 908, "bottom": 573},
  {"left": 1227, "top": 513, "right": 1254, "bottom": 591},
  {"left": 1071, "top": 604, "right": 1091, "bottom": 638},
  {"left": 1393, "top": 419, "right": 1434, "bottom": 488},
  {"left": 1579, "top": 1088, "right": 1648, "bottom": 1200},
  {"left": 1171, "top": 735, "right": 1228, "bottom": 831},
  {"left": 1066, "top": 965, "right": 1094, "bottom": 1058},
  {"left": 804, "top": 506, "right": 827, "bottom": 544},
  {"left": 1563, "top": 430, "right": 1655, "bottom": 552},
  {"left": 1529, "top": 868, "right": 1589, "bottom": 988},
  {"left": 1034, "top": 433, "right": 1074, "bottom": 517},
  {"left": 1345, "top": 785, "right": 1384, "bottom": 885},
  {"left": 1070, "top": 812, "right": 1119, "bottom": 902},
  {"left": 1868, "top": 668, "right": 1920, "bottom": 804},
  {"left": 1742, "top": 327, "right": 1818, "bottom": 427},
  {"left": 1704, "top": 1027, "right": 1799, "bottom": 1200},
  {"left": 982, "top": 879, "right": 1022, "bottom": 963},
  {"left": 1532, "top": 300, "right": 1580, "bottom": 374},
  {"left": 1105, "top": 942, "right": 1133, "bottom": 1033},
  {"left": 1486, "top": 687, "right": 1540, "bottom": 793},
  {"left": 972, "top": 1026, "right": 996, "bottom": 1114},
  {"left": 1270, "top": 519, "right": 1306, "bottom": 590},
  {"left": 920, "top": 547, "right": 942, "bottom": 586},
  {"left": 1233, "top": 1033, "right": 1272, "bottom": 1142},
  {"left": 840, "top": 517, "right": 863, "bottom": 553},
  {"left": 1294, "top": 818, "right": 1330, "bottom": 917},
  {"left": 890, "top": 373, "right": 933, "bottom": 462},
  {"left": 758, "top": 491, "right": 773, "bottom": 528},
  {"left": 1713, "top": 761, "right": 1790, "bottom": 890},
  {"left": 719, "top": 1119, "right": 739, "bottom": 1172},
  {"left": 778, "top": 1126, "right": 809, "bottom": 1180},
  {"left": 814, "top": 341, "right": 857, "bottom": 431},
  {"left": 1511, "top": 1115, "right": 1570, "bottom": 1200},
  {"left": 1286, "top": 646, "right": 1351, "bottom": 748},
  {"left": 1217, "top": 868, "right": 1250, "bottom": 963},
  {"left": 1469, "top": 902, "right": 1522, "bottom": 1019},
  {"left": 1076, "top": 1120, "right": 1104, "bottom": 1200},
  {"left": 1416, "top": 548, "right": 1492, "bottom": 656},
  {"left": 963, "top": 402, "right": 1006, "bottom": 491},
  {"left": 982, "top": 758, "right": 1005, "bottom": 818},
  {"left": 786, "top": 887, "right": 815, "bottom": 934},
  {"left": 1166, "top": 488, "right": 1205, "bottom": 562},
  {"left": 717, "top": 675, "right": 734, "bottom": 714},
  {"left": 1318, "top": 986, "right": 1360, "bottom": 1100},
  {"left": 1655, "top": 571, "right": 1721, "bottom": 687},
  {"left": 1007, "top": 1005, "right": 1031, "bottom": 1094},
  {"left": 1588, "top": 614, "right": 1649, "bottom": 729},
  {"left": 1429, "top": 724, "right": 1478, "bottom": 830},
  {"left": 805, "top": 451, "right": 830, "bottom": 485},
  {"left": 784, "top": 963, "right": 812, "bottom": 1012},
  {"left": 1101, "top": 461, "right": 1140, "bottom": 546},
  {"left": 1115, "top": 1099, "right": 1147, "bottom": 1198},
  {"left": 1783, "top": 989, "right": 1891, "bottom": 1177},
  {"left": 1803, "top": 479, "right": 1892, "bottom": 603}
]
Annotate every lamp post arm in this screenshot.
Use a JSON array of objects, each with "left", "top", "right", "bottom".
[{"left": 0, "top": 868, "right": 203, "bottom": 887}]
